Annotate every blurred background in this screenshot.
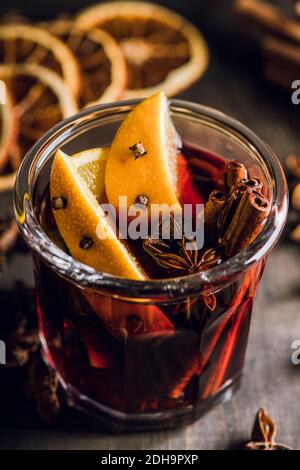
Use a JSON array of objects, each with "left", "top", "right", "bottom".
[{"left": 0, "top": 0, "right": 300, "bottom": 450}]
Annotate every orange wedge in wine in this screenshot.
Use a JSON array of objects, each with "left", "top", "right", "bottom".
[
  {"left": 105, "top": 92, "right": 182, "bottom": 211},
  {"left": 50, "top": 147, "right": 145, "bottom": 279}
]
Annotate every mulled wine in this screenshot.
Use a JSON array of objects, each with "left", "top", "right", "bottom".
[{"left": 35, "top": 142, "right": 265, "bottom": 418}]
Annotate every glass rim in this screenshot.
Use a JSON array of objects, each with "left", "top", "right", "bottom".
[{"left": 14, "top": 98, "right": 288, "bottom": 299}]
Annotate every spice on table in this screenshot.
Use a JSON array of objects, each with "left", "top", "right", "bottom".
[
  {"left": 235, "top": 0, "right": 300, "bottom": 45},
  {"left": 262, "top": 35, "right": 300, "bottom": 90},
  {"left": 5, "top": 317, "right": 39, "bottom": 368},
  {"left": 235, "top": 0, "right": 300, "bottom": 90},
  {"left": 292, "top": 183, "right": 300, "bottom": 211},
  {"left": 286, "top": 154, "right": 300, "bottom": 243},
  {"left": 26, "top": 353, "right": 61, "bottom": 424},
  {"left": 1, "top": 283, "right": 39, "bottom": 368},
  {"left": 286, "top": 154, "right": 300, "bottom": 179},
  {"left": 246, "top": 407, "right": 292, "bottom": 450}
]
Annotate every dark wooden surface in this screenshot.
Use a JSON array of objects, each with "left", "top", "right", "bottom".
[{"left": 0, "top": 0, "right": 300, "bottom": 450}]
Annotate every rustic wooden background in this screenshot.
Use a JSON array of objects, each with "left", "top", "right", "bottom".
[{"left": 0, "top": 0, "right": 300, "bottom": 450}]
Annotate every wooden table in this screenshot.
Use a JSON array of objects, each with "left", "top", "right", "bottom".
[{"left": 0, "top": 0, "right": 300, "bottom": 451}]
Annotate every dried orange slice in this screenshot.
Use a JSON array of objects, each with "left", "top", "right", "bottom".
[
  {"left": 0, "top": 24, "right": 81, "bottom": 98},
  {"left": 0, "top": 63, "right": 78, "bottom": 192},
  {"left": 105, "top": 92, "right": 182, "bottom": 210},
  {"left": 77, "top": 1, "right": 209, "bottom": 98},
  {"left": 50, "top": 148, "right": 145, "bottom": 279},
  {"left": 45, "top": 20, "right": 127, "bottom": 107},
  {"left": 0, "top": 81, "right": 18, "bottom": 171}
]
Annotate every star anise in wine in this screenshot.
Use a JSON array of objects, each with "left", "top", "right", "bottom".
[{"left": 144, "top": 235, "right": 222, "bottom": 274}]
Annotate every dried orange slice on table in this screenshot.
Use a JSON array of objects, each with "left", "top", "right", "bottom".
[
  {"left": 45, "top": 19, "right": 127, "bottom": 107},
  {"left": 0, "top": 63, "right": 78, "bottom": 192},
  {"left": 77, "top": 1, "right": 209, "bottom": 98},
  {"left": 0, "top": 24, "right": 80, "bottom": 98}
]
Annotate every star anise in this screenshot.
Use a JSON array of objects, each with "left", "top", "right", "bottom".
[
  {"left": 26, "top": 352, "right": 60, "bottom": 424},
  {"left": 143, "top": 216, "right": 222, "bottom": 313},
  {"left": 144, "top": 235, "right": 222, "bottom": 274},
  {"left": 245, "top": 407, "right": 292, "bottom": 450},
  {"left": 1, "top": 283, "right": 39, "bottom": 368},
  {"left": 6, "top": 317, "right": 39, "bottom": 368}
]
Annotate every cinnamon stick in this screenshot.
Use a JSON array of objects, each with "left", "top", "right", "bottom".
[
  {"left": 224, "top": 190, "right": 271, "bottom": 256},
  {"left": 235, "top": 0, "right": 300, "bottom": 45},
  {"left": 218, "top": 181, "right": 247, "bottom": 240},
  {"left": 226, "top": 160, "right": 248, "bottom": 188},
  {"left": 240, "top": 177, "right": 263, "bottom": 192},
  {"left": 262, "top": 35, "right": 300, "bottom": 90},
  {"left": 204, "top": 189, "right": 228, "bottom": 225},
  {"left": 0, "top": 172, "right": 16, "bottom": 192}
]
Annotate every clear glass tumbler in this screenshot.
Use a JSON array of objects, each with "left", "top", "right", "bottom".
[{"left": 14, "top": 100, "right": 287, "bottom": 431}]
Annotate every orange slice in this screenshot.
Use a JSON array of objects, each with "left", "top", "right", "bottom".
[
  {"left": 77, "top": 1, "right": 209, "bottom": 98},
  {"left": 0, "top": 81, "right": 18, "bottom": 171},
  {"left": 105, "top": 92, "right": 182, "bottom": 210},
  {"left": 50, "top": 147, "right": 145, "bottom": 279},
  {"left": 0, "top": 63, "right": 78, "bottom": 192},
  {"left": 71, "top": 147, "right": 108, "bottom": 200},
  {"left": 45, "top": 20, "right": 127, "bottom": 107},
  {"left": 0, "top": 24, "right": 81, "bottom": 98},
  {"left": 83, "top": 294, "right": 174, "bottom": 340}
]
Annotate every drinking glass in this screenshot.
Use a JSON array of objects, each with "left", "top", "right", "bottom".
[{"left": 14, "top": 100, "right": 287, "bottom": 431}]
